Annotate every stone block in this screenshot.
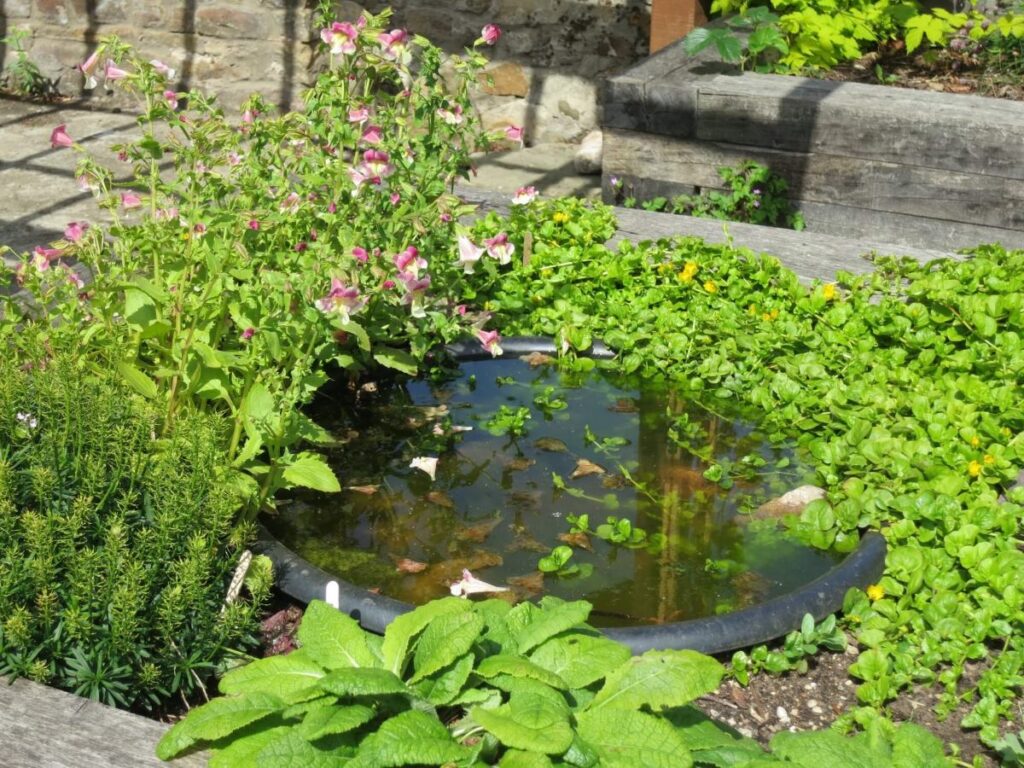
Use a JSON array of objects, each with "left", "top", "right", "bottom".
[
  {"left": 479, "top": 61, "right": 529, "bottom": 97},
  {"left": 4, "top": 0, "right": 33, "bottom": 19},
  {"left": 492, "top": 0, "right": 567, "bottom": 26},
  {"left": 196, "top": 7, "right": 268, "bottom": 40},
  {"left": 93, "top": 0, "right": 130, "bottom": 24},
  {"left": 404, "top": 7, "right": 455, "bottom": 44},
  {"left": 34, "top": 0, "right": 88, "bottom": 25}
]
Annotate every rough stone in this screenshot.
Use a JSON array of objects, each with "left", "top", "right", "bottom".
[
  {"left": 4, "top": 0, "right": 33, "bottom": 18},
  {"left": 754, "top": 485, "right": 827, "bottom": 520},
  {"left": 573, "top": 129, "right": 602, "bottom": 174},
  {"left": 196, "top": 7, "right": 268, "bottom": 40},
  {"left": 479, "top": 61, "right": 529, "bottom": 97}
]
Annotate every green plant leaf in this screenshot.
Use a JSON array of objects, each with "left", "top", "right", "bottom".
[
  {"left": 298, "top": 703, "right": 375, "bottom": 741},
  {"left": 412, "top": 653, "right": 475, "bottom": 706},
  {"left": 528, "top": 634, "right": 631, "bottom": 689},
  {"left": 116, "top": 360, "right": 158, "bottom": 399},
  {"left": 297, "top": 600, "right": 378, "bottom": 670},
  {"left": 476, "top": 654, "right": 569, "bottom": 689},
  {"left": 219, "top": 650, "right": 325, "bottom": 701},
  {"left": 576, "top": 708, "right": 693, "bottom": 767},
  {"left": 373, "top": 346, "right": 419, "bottom": 376},
  {"left": 471, "top": 692, "right": 574, "bottom": 754},
  {"left": 351, "top": 710, "right": 472, "bottom": 766},
  {"left": 155, "top": 692, "right": 285, "bottom": 760},
  {"left": 381, "top": 597, "right": 472, "bottom": 675},
  {"left": 318, "top": 667, "right": 409, "bottom": 698},
  {"left": 891, "top": 723, "right": 949, "bottom": 767},
  {"left": 499, "top": 750, "right": 555, "bottom": 767},
  {"left": 589, "top": 650, "right": 724, "bottom": 712},
  {"left": 513, "top": 599, "right": 592, "bottom": 654},
  {"left": 769, "top": 730, "right": 889, "bottom": 767},
  {"left": 208, "top": 726, "right": 293, "bottom": 768},
  {"left": 410, "top": 609, "right": 485, "bottom": 683},
  {"left": 254, "top": 729, "right": 354, "bottom": 767},
  {"left": 282, "top": 452, "right": 341, "bottom": 493}
]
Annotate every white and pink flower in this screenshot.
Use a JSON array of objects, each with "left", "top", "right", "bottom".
[
  {"left": 78, "top": 51, "right": 100, "bottom": 89},
  {"left": 484, "top": 232, "right": 515, "bottom": 265},
  {"left": 280, "top": 192, "right": 301, "bottom": 213},
  {"left": 321, "top": 21, "right": 359, "bottom": 56},
  {"left": 437, "top": 104, "right": 464, "bottom": 126},
  {"left": 164, "top": 90, "right": 179, "bottom": 110},
  {"left": 378, "top": 28, "right": 411, "bottom": 65},
  {"left": 150, "top": 59, "right": 176, "bottom": 79},
  {"left": 512, "top": 185, "right": 537, "bottom": 205},
  {"left": 120, "top": 191, "right": 142, "bottom": 209},
  {"left": 481, "top": 24, "right": 502, "bottom": 45},
  {"left": 104, "top": 59, "right": 129, "bottom": 84},
  {"left": 316, "top": 278, "right": 367, "bottom": 323},
  {"left": 477, "top": 329, "right": 503, "bottom": 357},
  {"left": 394, "top": 245, "right": 427, "bottom": 277},
  {"left": 50, "top": 124, "right": 73, "bottom": 149},
  {"left": 399, "top": 272, "right": 431, "bottom": 318},
  {"left": 348, "top": 106, "right": 370, "bottom": 124},
  {"left": 64, "top": 221, "right": 89, "bottom": 242},
  {"left": 450, "top": 568, "right": 508, "bottom": 597},
  {"left": 360, "top": 124, "right": 382, "bottom": 144},
  {"left": 505, "top": 124, "right": 524, "bottom": 142},
  {"left": 456, "top": 235, "right": 484, "bottom": 274}
]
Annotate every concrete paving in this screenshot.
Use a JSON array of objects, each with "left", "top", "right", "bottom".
[{"left": 0, "top": 96, "right": 598, "bottom": 264}]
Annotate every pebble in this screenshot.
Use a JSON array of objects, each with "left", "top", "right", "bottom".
[
  {"left": 737, "top": 726, "right": 755, "bottom": 738},
  {"left": 776, "top": 706, "right": 791, "bottom": 725}
]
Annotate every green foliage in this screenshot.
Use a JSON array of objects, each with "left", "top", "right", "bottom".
[
  {"left": 485, "top": 405, "right": 533, "bottom": 438},
  {"left": 730, "top": 613, "right": 847, "bottom": 682},
  {"left": 467, "top": 203, "right": 1024, "bottom": 748},
  {"left": 619, "top": 161, "right": 804, "bottom": 231},
  {"left": 0, "top": 27, "right": 53, "bottom": 98},
  {"left": 158, "top": 597, "right": 728, "bottom": 766},
  {"left": 0, "top": 354, "right": 267, "bottom": 709}
]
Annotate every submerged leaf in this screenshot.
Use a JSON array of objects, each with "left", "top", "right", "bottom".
[{"left": 571, "top": 459, "right": 606, "bottom": 479}]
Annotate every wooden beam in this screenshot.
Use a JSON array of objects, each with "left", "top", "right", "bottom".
[{"left": 650, "top": 0, "right": 707, "bottom": 53}]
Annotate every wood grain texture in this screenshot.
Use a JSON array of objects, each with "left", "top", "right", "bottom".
[
  {"left": 695, "top": 73, "right": 1024, "bottom": 179},
  {"left": 1, "top": 678, "right": 208, "bottom": 768},
  {"left": 603, "top": 129, "right": 1024, "bottom": 234},
  {"left": 456, "top": 184, "right": 958, "bottom": 284}
]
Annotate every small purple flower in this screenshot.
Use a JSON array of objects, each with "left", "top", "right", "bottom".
[
  {"left": 316, "top": 278, "right": 367, "bottom": 323},
  {"left": 241, "top": 327, "right": 256, "bottom": 341},
  {"left": 352, "top": 247, "right": 368, "bottom": 263}
]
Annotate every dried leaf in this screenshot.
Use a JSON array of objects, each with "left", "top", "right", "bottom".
[
  {"left": 394, "top": 558, "right": 429, "bottom": 574},
  {"left": 557, "top": 531, "right": 593, "bottom": 551},
  {"left": 571, "top": 458, "right": 606, "bottom": 479},
  {"left": 347, "top": 484, "right": 380, "bottom": 495},
  {"left": 508, "top": 571, "right": 545, "bottom": 595},
  {"left": 507, "top": 457, "right": 535, "bottom": 472},
  {"left": 534, "top": 437, "right": 568, "bottom": 453},
  {"left": 425, "top": 490, "right": 455, "bottom": 509},
  {"left": 520, "top": 351, "right": 554, "bottom": 367},
  {"left": 455, "top": 517, "right": 501, "bottom": 543},
  {"left": 607, "top": 398, "right": 638, "bottom": 413}
]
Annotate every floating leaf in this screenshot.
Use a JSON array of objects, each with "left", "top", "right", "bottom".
[
  {"left": 424, "top": 490, "right": 455, "bottom": 508},
  {"left": 394, "top": 557, "right": 428, "bottom": 574},
  {"left": 534, "top": 437, "right": 569, "bottom": 453},
  {"left": 571, "top": 459, "right": 606, "bottom": 479}
]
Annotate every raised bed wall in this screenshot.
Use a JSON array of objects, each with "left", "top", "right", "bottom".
[{"left": 602, "top": 42, "right": 1024, "bottom": 251}]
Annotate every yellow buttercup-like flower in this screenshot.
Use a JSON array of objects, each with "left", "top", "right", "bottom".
[
  {"left": 823, "top": 283, "right": 837, "bottom": 300},
  {"left": 970, "top": 435, "right": 980, "bottom": 447},
  {"left": 968, "top": 460, "right": 983, "bottom": 477},
  {"left": 677, "top": 260, "right": 699, "bottom": 283},
  {"left": 703, "top": 280, "right": 717, "bottom": 294},
  {"left": 552, "top": 211, "right": 570, "bottom": 224},
  {"left": 983, "top": 454, "right": 995, "bottom": 465},
  {"left": 866, "top": 584, "right": 885, "bottom": 601}
]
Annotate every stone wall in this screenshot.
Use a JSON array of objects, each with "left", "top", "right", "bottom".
[{"left": 0, "top": 0, "right": 652, "bottom": 143}]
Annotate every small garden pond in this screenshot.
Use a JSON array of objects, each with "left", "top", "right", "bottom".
[{"left": 265, "top": 355, "right": 844, "bottom": 628}]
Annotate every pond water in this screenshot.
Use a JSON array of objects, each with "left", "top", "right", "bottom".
[{"left": 265, "top": 356, "right": 844, "bottom": 628}]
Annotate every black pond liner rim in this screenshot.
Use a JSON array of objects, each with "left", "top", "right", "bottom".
[{"left": 257, "top": 336, "right": 887, "bottom": 655}]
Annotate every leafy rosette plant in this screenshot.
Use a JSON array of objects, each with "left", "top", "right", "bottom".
[
  {"left": 1, "top": 5, "right": 514, "bottom": 513},
  {"left": 157, "top": 598, "right": 730, "bottom": 766}
]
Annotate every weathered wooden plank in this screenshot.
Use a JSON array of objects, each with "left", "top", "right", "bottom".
[
  {"left": 455, "top": 184, "right": 959, "bottom": 284},
  {"left": 602, "top": 129, "right": 1024, "bottom": 231},
  {"left": 695, "top": 73, "right": 1024, "bottom": 179},
  {"left": 1, "top": 678, "right": 208, "bottom": 768}
]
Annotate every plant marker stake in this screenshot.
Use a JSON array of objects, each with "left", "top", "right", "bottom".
[
  {"left": 325, "top": 580, "right": 340, "bottom": 609},
  {"left": 221, "top": 549, "right": 252, "bottom": 614}
]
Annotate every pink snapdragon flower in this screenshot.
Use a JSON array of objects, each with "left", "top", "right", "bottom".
[
  {"left": 78, "top": 51, "right": 100, "bottom": 89},
  {"left": 361, "top": 124, "right": 382, "bottom": 144},
  {"left": 511, "top": 186, "right": 538, "bottom": 205},
  {"left": 120, "top": 191, "right": 142, "bottom": 209},
  {"left": 50, "top": 124, "right": 73, "bottom": 149},
  {"left": 456, "top": 235, "right": 484, "bottom": 274},
  {"left": 399, "top": 272, "right": 431, "bottom": 318},
  {"left": 247, "top": 219, "right": 260, "bottom": 231},
  {"left": 104, "top": 60, "right": 129, "bottom": 83},
  {"left": 164, "top": 90, "right": 179, "bottom": 110},
  {"left": 280, "top": 192, "right": 301, "bottom": 213},
  {"left": 378, "top": 29, "right": 411, "bottom": 64},
  {"left": 66, "top": 268, "right": 86, "bottom": 291},
  {"left": 477, "top": 329, "right": 503, "bottom": 357},
  {"left": 437, "top": 104, "right": 464, "bottom": 126},
  {"left": 241, "top": 327, "right": 256, "bottom": 341},
  {"left": 32, "top": 246, "right": 63, "bottom": 271},
  {"left": 64, "top": 221, "right": 89, "bottom": 242},
  {"left": 362, "top": 149, "right": 394, "bottom": 178},
  {"left": 505, "top": 125, "right": 524, "bottom": 142},
  {"left": 316, "top": 278, "right": 367, "bottom": 323},
  {"left": 321, "top": 21, "right": 359, "bottom": 55},
  {"left": 394, "top": 246, "right": 427, "bottom": 277},
  {"left": 481, "top": 24, "right": 502, "bottom": 45},
  {"left": 348, "top": 106, "right": 370, "bottom": 124},
  {"left": 484, "top": 232, "right": 515, "bottom": 265},
  {"left": 352, "top": 246, "right": 368, "bottom": 263},
  {"left": 150, "top": 59, "right": 176, "bottom": 79}
]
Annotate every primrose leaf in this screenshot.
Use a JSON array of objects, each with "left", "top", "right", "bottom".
[
  {"left": 297, "top": 600, "right": 378, "bottom": 670},
  {"left": 513, "top": 599, "right": 592, "bottom": 654},
  {"left": 298, "top": 703, "right": 375, "bottom": 741},
  {"left": 576, "top": 708, "right": 693, "bottom": 768},
  {"left": 381, "top": 596, "right": 471, "bottom": 675},
  {"left": 156, "top": 692, "right": 285, "bottom": 760},
  {"left": 471, "top": 692, "right": 574, "bottom": 754},
  {"left": 589, "top": 650, "right": 724, "bottom": 712},
  {"left": 410, "top": 609, "right": 485, "bottom": 683},
  {"left": 282, "top": 453, "right": 341, "bottom": 493},
  {"left": 891, "top": 723, "right": 950, "bottom": 767},
  {"left": 317, "top": 667, "right": 410, "bottom": 698},
  {"left": 529, "top": 634, "right": 632, "bottom": 689},
  {"left": 769, "top": 730, "right": 889, "bottom": 768},
  {"left": 412, "top": 653, "right": 475, "bottom": 706},
  {"left": 254, "top": 729, "right": 354, "bottom": 767},
  {"left": 666, "top": 705, "right": 767, "bottom": 763},
  {"left": 352, "top": 710, "right": 472, "bottom": 766},
  {"left": 373, "top": 346, "right": 419, "bottom": 376},
  {"left": 208, "top": 726, "right": 292, "bottom": 768},
  {"left": 499, "top": 750, "right": 555, "bottom": 767},
  {"left": 219, "top": 650, "right": 325, "bottom": 701},
  {"left": 476, "top": 654, "right": 569, "bottom": 689}
]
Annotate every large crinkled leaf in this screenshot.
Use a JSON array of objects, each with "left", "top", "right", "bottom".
[
  {"left": 299, "top": 704, "right": 376, "bottom": 741},
  {"left": 350, "top": 710, "right": 473, "bottom": 767},
  {"left": 576, "top": 708, "right": 692, "bottom": 768},
  {"left": 484, "top": 674, "right": 565, "bottom": 706},
  {"left": 209, "top": 725, "right": 293, "bottom": 768},
  {"left": 219, "top": 650, "right": 325, "bottom": 701},
  {"left": 476, "top": 654, "right": 568, "bottom": 690},
  {"left": 318, "top": 667, "right": 410, "bottom": 698},
  {"left": 589, "top": 650, "right": 724, "bottom": 712},
  {"left": 499, "top": 749, "right": 555, "bottom": 767},
  {"left": 412, "top": 653, "right": 475, "bottom": 706},
  {"left": 255, "top": 729, "right": 354, "bottom": 767},
  {"left": 156, "top": 692, "right": 285, "bottom": 760},
  {"left": 513, "top": 600, "right": 592, "bottom": 654},
  {"left": 298, "top": 600, "right": 379, "bottom": 670},
  {"left": 410, "top": 609, "right": 484, "bottom": 683},
  {"left": 283, "top": 453, "right": 342, "bottom": 493},
  {"left": 667, "top": 705, "right": 766, "bottom": 763},
  {"left": 381, "top": 597, "right": 471, "bottom": 675},
  {"left": 891, "top": 723, "right": 950, "bottom": 767},
  {"left": 529, "top": 634, "right": 631, "bottom": 689},
  {"left": 769, "top": 730, "right": 890, "bottom": 768},
  {"left": 471, "top": 692, "right": 573, "bottom": 754}
]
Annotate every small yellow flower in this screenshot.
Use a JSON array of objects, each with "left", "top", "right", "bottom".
[
  {"left": 866, "top": 584, "right": 885, "bottom": 601},
  {"left": 970, "top": 436, "right": 980, "bottom": 448},
  {"left": 983, "top": 454, "right": 995, "bottom": 465},
  {"left": 1002, "top": 427, "right": 1012, "bottom": 437},
  {"left": 677, "top": 260, "right": 699, "bottom": 283},
  {"left": 968, "top": 460, "right": 983, "bottom": 477},
  {"left": 822, "top": 283, "right": 837, "bottom": 301},
  {"left": 552, "top": 211, "right": 570, "bottom": 224},
  {"left": 703, "top": 280, "right": 717, "bottom": 294}
]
